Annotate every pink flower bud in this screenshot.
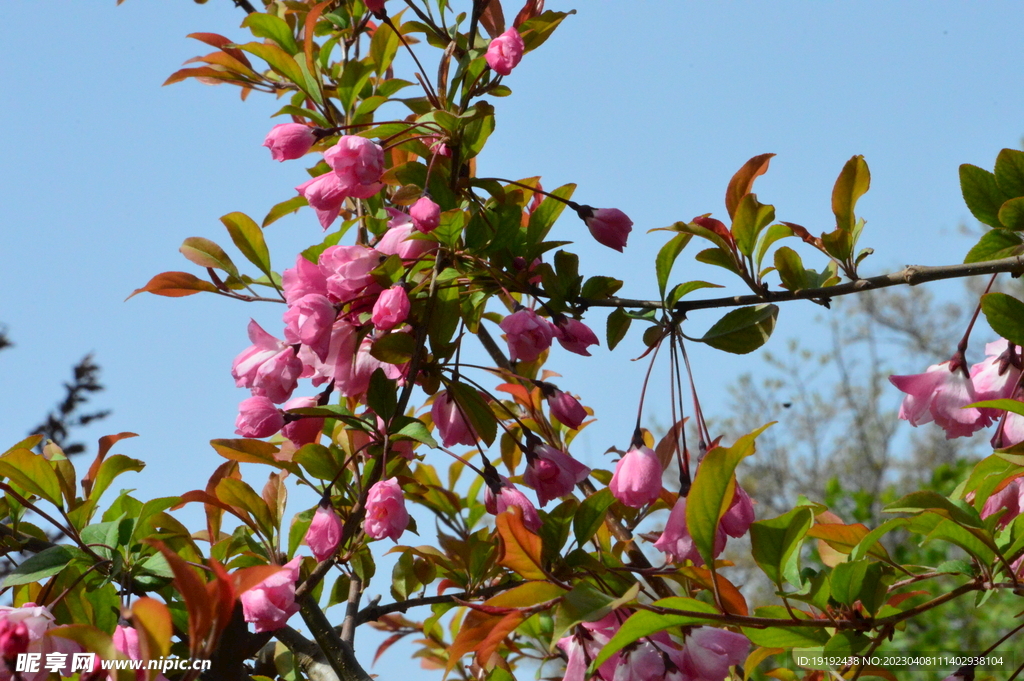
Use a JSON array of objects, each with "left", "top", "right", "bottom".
[
  {"left": 235, "top": 396, "right": 286, "bottom": 438},
  {"left": 484, "top": 477, "right": 542, "bottom": 531},
  {"left": 324, "top": 135, "right": 385, "bottom": 197},
  {"left": 365, "top": 0, "right": 386, "bottom": 14},
  {"left": 653, "top": 497, "right": 725, "bottom": 565},
  {"left": 431, "top": 389, "right": 478, "bottom": 447},
  {"left": 263, "top": 123, "right": 316, "bottom": 161},
  {"left": 0, "top": 620, "right": 28, "bottom": 660},
  {"left": 889, "top": 361, "right": 990, "bottom": 439},
  {"left": 555, "top": 317, "right": 599, "bottom": 356},
  {"left": 364, "top": 478, "right": 409, "bottom": 541},
  {"left": 609, "top": 446, "right": 662, "bottom": 508},
  {"left": 981, "top": 477, "right": 1024, "bottom": 529},
  {"left": 113, "top": 625, "right": 171, "bottom": 680},
  {"left": 409, "top": 196, "right": 441, "bottom": 233},
  {"left": 305, "top": 504, "right": 343, "bottom": 562},
  {"left": 372, "top": 285, "right": 410, "bottom": 330},
  {"left": 241, "top": 557, "right": 302, "bottom": 633},
  {"left": 523, "top": 444, "right": 590, "bottom": 506},
  {"left": 296, "top": 172, "right": 347, "bottom": 231},
  {"left": 282, "top": 254, "right": 329, "bottom": 305},
  {"left": 485, "top": 28, "right": 525, "bottom": 76},
  {"left": 720, "top": 483, "right": 755, "bottom": 538},
  {"left": 547, "top": 389, "right": 587, "bottom": 429},
  {"left": 281, "top": 396, "right": 324, "bottom": 448},
  {"left": 231, "top": 320, "right": 302, "bottom": 404},
  {"left": 681, "top": 627, "right": 749, "bottom": 680},
  {"left": 283, "top": 293, "right": 337, "bottom": 362},
  {"left": 499, "top": 308, "right": 556, "bottom": 363},
  {"left": 580, "top": 207, "right": 632, "bottom": 252}
]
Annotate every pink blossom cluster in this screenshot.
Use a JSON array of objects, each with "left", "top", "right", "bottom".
[
  {"left": 0, "top": 604, "right": 81, "bottom": 681},
  {"left": 498, "top": 308, "right": 599, "bottom": 363},
  {"left": 890, "top": 339, "right": 1023, "bottom": 443},
  {"left": 558, "top": 612, "right": 749, "bottom": 681},
  {"left": 292, "top": 135, "right": 386, "bottom": 230}
]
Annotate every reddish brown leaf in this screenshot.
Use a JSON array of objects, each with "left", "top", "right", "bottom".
[
  {"left": 725, "top": 153, "right": 775, "bottom": 220},
  {"left": 495, "top": 507, "right": 545, "bottom": 579},
  {"left": 184, "top": 50, "right": 258, "bottom": 78},
  {"left": 82, "top": 432, "right": 138, "bottom": 498},
  {"left": 127, "top": 272, "right": 219, "bottom": 300},
  {"left": 887, "top": 590, "right": 929, "bottom": 608},
  {"left": 446, "top": 610, "right": 503, "bottom": 674},
  {"left": 654, "top": 418, "right": 687, "bottom": 470},
  {"left": 479, "top": 0, "right": 506, "bottom": 38},
  {"left": 494, "top": 383, "right": 532, "bottom": 409},
  {"left": 781, "top": 221, "right": 822, "bottom": 247},
  {"left": 162, "top": 67, "right": 253, "bottom": 88},
  {"left": 305, "top": 1, "right": 333, "bottom": 79},
  {"left": 513, "top": 0, "right": 544, "bottom": 27},
  {"left": 678, "top": 566, "right": 748, "bottom": 616},
  {"left": 147, "top": 541, "right": 211, "bottom": 659},
  {"left": 186, "top": 32, "right": 253, "bottom": 68},
  {"left": 174, "top": 489, "right": 260, "bottom": 535},
  {"left": 374, "top": 632, "right": 411, "bottom": 665},
  {"left": 475, "top": 611, "right": 524, "bottom": 669}
]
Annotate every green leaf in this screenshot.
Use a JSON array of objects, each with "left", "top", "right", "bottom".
[
  {"left": 830, "top": 560, "right": 893, "bottom": 615},
  {"left": 241, "top": 13, "right": 300, "bottom": 54},
  {"left": 527, "top": 183, "right": 575, "bottom": 247},
  {"left": 461, "top": 102, "right": 495, "bottom": 159},
  {"left": 960, "top": 163, "right": 1009, "bottom": 228},
  {"left": 999, "top": 196, "right": 1024, "bottom": 230},
  {"left": 220, "top": 212, "right": 272, "bottom": 277},
  {"left": 394, "top": 417, "right": 438, "bottom": 449},
  {"left": 337, "top": 61, "right": 375, "bottom": 115},
  {"left": 294, "top": 443, "right": 343, "bottom": 480},
  {"left": 240, "top": 42, "right": 306, "bottom": 89},
  {"left": 216, "top": 478, "right": 275, "bottom": 539},
  {"left": 666, "top": 281, "right": 724, "bottom": 308},
  {"left": 590, "top": 596, "right": 718, "bottom": 671},
  {"left": 519, "top": 10, "right": 574, "bottom": 52},
  {"left": 849, "top": 518, "right": 910, "bottom": 562},
  {"left": 655, "top": 233, "right": 692, "bottom": 298},
  {"left": 731, "top": 194, "right": 775, "bottom": 258},
  {"left": 882, "top": 490, "right": 984, "bottom": 528},
  {"left": 367, "top": 368, "right": 398, "bottom": 422},
  {"left": 88, "top": 454, "right": 146, "bottom": 503},
  {"left": 699, "top": 304, "right": 778, "bottom": 355},
  {"left": 606, "top": 308, "right": 631, "bottom": 351},
  {"left": 0, "top": 448, "right": 64, "bottom": 507},
  {"left": 749, "top": 507, "right": 814, "bottom": 589},
  {"left": 741, "top": 606, "right": 829, "bottom": 648},
  {"left": 369, "top": 19, "right": 401, "bottom": 74},
  {"left": 995, "top": 148, "right": 1024, "bottom": 198},
  {"left": 981, "top": 292, "right": 1024, "bottom": 346},
  {"left": 447, "top": 383, "right": 497, "bottom": 447},
  {"left": 179, "top": 237, "right": 240, "bottom": 278},
  {"left": 263, "top": 195, "right": 308, "bottom": 228},
  {"left": 695, "top": 247, "right": 740, "bottom": 275},
  {"left": 754, "top": 223, "right": 794, "bottom": 269},
  {"left": 832, "top": 155, "right": 870, "bottom": 234},
  {"left": 686, "top": 424, "right": 771, "bottom": 566},
  {"left": 580, "top": 276, "right": 623, "bottom": 300},
  {"left": 573, "top": 488, "right": 615, "bottom": 547},
  {"left": 2, "top": 545, "right": 80, "bottom": 587},
  {"left": 968, "top": 398, "right": 1024, "bottom": 417},
  {"left": 371, "top": 332, "right": 418, "bottom": 364},
  {"left": 553, "top": 582, "right": 639, "bottom": 647},
  {"left": 963, "top": 229, "right": 1024, "bottom": 263}
]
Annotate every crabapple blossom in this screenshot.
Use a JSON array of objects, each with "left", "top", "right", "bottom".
[
  {"left": 680, "top": 627, "right": 749, "bottom": 680},
  {"left": 305, "top": 503, "right": 343, "bottom": 562},
  {"left": 283, "top": 293, "right": 336, "bottom": 361},
  {"left": 720, "top": 483, "right": 755, "bottom": 537},
  {"left": 579, "top": 206, "right": 632, "bottom": 252},
  {"left": 981, "top": 477, "right": 1024, "bottom": 529},
  {"left": 0, "top": 604, "right": 80, "bottom": 681},
  {"left": 609, "top": 446, "right": 662, "bottom": 508},
  {"left": 431, "top": 389, "right": 478, "bottom": 447},
  {"left": 263, "top": 123, "right": 316, "bottom": 161},
  {"left": 324, "top": 135, "right": 384, "bottom": 196},
  {"left": 499, "top": 308, "right": 556, "bottom": 362},
  {"left": 232, "top": 320, "right": 302, "bottom": 403},
  {"left": 296, "top": 172, "right": 348, "bottom": 231},
  {"left": 523, "top": 444, "right": 590, "bottom": 506},
  {"left": 364, "top": 478, "right": 409, "bottom": 541},
  {"left": 372, "top": 285, "right": 410, "bottom": 330},
  {"left": 282, "top": 254, "right": 329, "bottom": 304},
  {"left": 653, "top": 497, "right": 725, "bottom": 565},
  {"left": 889, "top": 361, "right": 990, "bottom": 438},
  {"left": 484, "top": 478, "right": 542, "bottom": 531},
  {"left": 547, "top": 388, "right": 587, "bottom": 429},
  {"left": 113, "top": 625, "right": 170, "bottom": 681},
  {"left": 409, "top": 196, "right": 441, "bottom": 233},
  {"left": 240, "top": 557, "right": 302, "bottom": 633},
  {"left": 281, "top": 396, "right": 324, "bottom": 448},
  {"left": 374, "top": 210, "right": 439, "bottom": 260},
  {"left": 318, "top": 245, "right": 382, "bottom": 303},
  {"left": 554, "top": 317, "right": 600, "bottom": 356},
  {"left": 235, "top": 396, "right": 285, "bottom": 438},
  {"left": 485, "top": 28, "right": 525, "bottom": 76}
]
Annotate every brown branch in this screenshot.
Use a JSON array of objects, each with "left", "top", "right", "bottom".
[
  {"left": 231, "top": 0, "right": 258, "bottom": 13},
  {"left": 579, "top": 255, "right": 1024, "bottom": 314},
  {"left": 0, "top": 524, "right": 57, "bottom": 554},
  {"left": 355, "top": 580, "right": 523, "bottom": 625}
]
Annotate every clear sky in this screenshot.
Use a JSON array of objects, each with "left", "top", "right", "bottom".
[{"left": 2, "top": 1, "right": 1024, "bottom": 676}]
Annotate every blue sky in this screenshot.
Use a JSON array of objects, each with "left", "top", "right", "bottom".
[{"left": 2, "top": 1, "right": 1024, "bottom": 675}]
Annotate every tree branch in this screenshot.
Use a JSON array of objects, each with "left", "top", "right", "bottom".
[
  {"left": 355, "top": 580, "right": 523, "bottom": 625},
  {"left": 299, "top": 594, "right": 373, "bottom": 681},
  {"left": 579, "top": 255, "right": 1024, "bottom": 314},
  {"left": 275, "top": 626, "right": 342, "bottom": 681},
  {"left": 231, "top": 0, "right": 258, "bottom": 13}
]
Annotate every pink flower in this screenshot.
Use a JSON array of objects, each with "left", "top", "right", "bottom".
[
  {"left": 232, "top": 320, "right": 302, "bottom": 404},
  {"left": 365, "top": 0, "right": 386, "bottom": 14},
  {"left": 364, "top": 478, "right": 409, "bottom": 541},
  {"left": 680, "top": 627, "right": 749, "bottom": 681},
  {"left": 324, "top": 135, "right": 385, "bottom": 197},
  {"left": 409, "top": 196, "right": 441, "bottom": 233},
  {"left": 981, "top": 477, "right": 1024, "bottom": 529},
  {"left": 235, "top": 396, "right": 285, "bottom": 438},
  {"left": 296, "top": 172, "right": 348, "bottom": 230},
  {"left": 523, "top": 444, "right": 590, "bottom": 506},
  {"left": 971, "top": 339, "right": 1021, "bottom": 420},
  {"left": 580, "top": 207, "right": 632, "bottom": 252},
  {"left": 113, "top": 625, "right": 170, "bottom": 681},
  {"left": 890, "top": 361, "right": 991, "bottom": 439},
  {"left": 318, "top": 245, "right": 382, "bottom": 304},
  {"left": 375, "top": 210, "right": 439, "bottom": 260},
  {"left": 306, "top": 503, "right": 343, "bottom": 562},
  {"left": 263, "top": 123, "right": 316, "bottom": 161},
  {"left": 615, "top": 640, "right": 669, "bottom": 681},
  {"left": 431, "top": 389, "right": 478, "bottom": 447},
  {"left": 609, "top": 446, "right": 663, "bottom": 508},
  {"left": 555, "top": 317, "right": 599, "bottom": 356},
  {"left": 994, "top": 412, "right": 1024, "bottom": 449},
  {"left": 0, "top": 604, "right": 81, "bottom": 681},
  {"left": 499, "top": 308, "right": 556, "bottom": 362},
  {"left": 547, "top": 388, "right": 587, "bottom": 429},
  {"left": 240, "top": 557, "right": 302, "bottom": 633},
  {"left": 372, "top": 285, "right": 410, "bottom": 330},
  {"left": 485, "top": 28, "right": 525, "bottom": 76},
  {"left": 485, "top": 477, "right": 542, "bottom": 531},
  {"left": 557, "top": 614, "right": 623, "bottom": 681},
  {"left": 281, "top": 396, "right": 324, "bottom": 448},
  {"left": 282, "top": 254, "right": 329, "bottom": 305},
  {"left": 283, "top": 293, "right": 336, "bottom": 361},
  {"left": 720, "top": 483, "right": 755, "bottom": 538},
  {"left": 653, "top": 497, "right": 724, "bottom": 565}
]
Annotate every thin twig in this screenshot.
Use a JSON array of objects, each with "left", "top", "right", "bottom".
[{"left": 355, "top": 580, "right": 522, "bottom": 625}]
